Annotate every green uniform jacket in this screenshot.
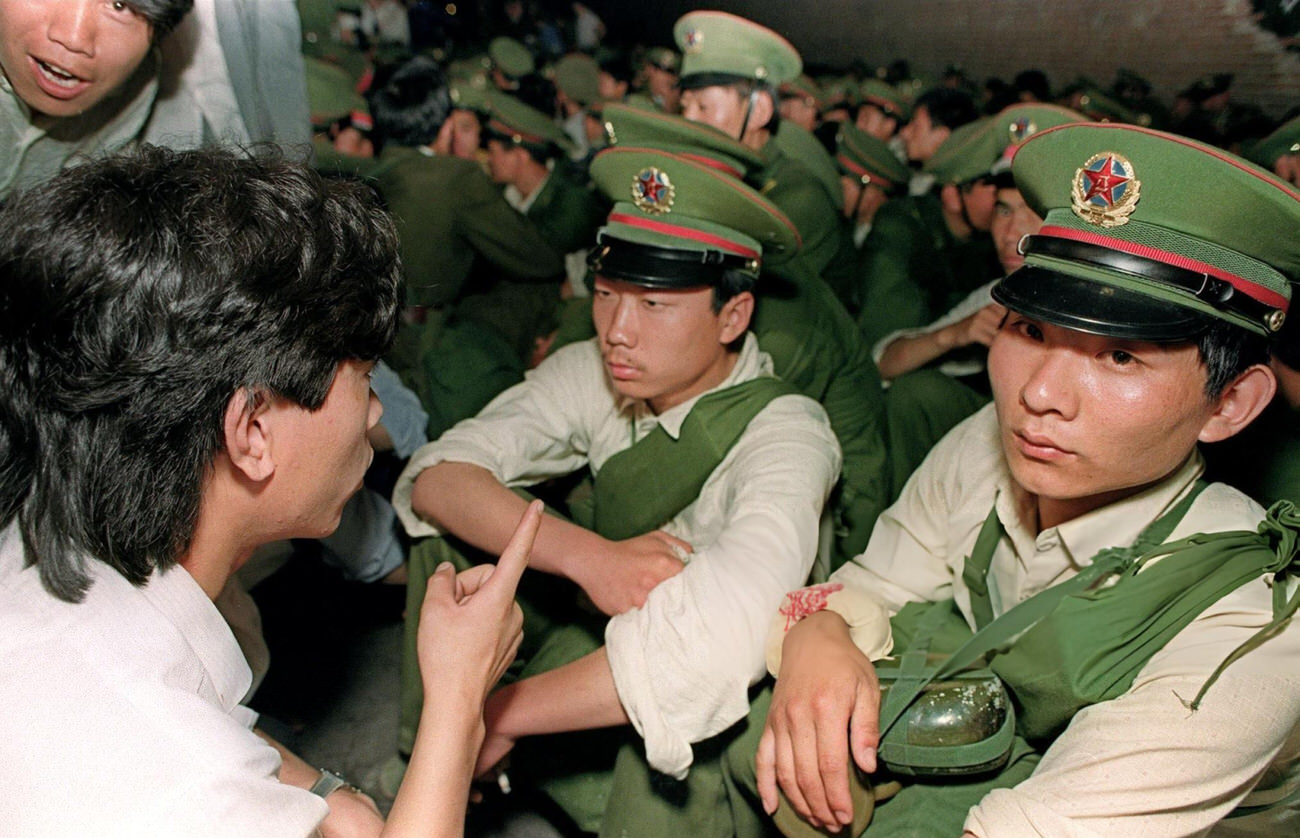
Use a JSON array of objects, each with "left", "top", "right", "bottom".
[
  {"left": 319, "top": 145, "right": 565, "bottom": 308},
  {"left": 854, "top": 193, "right": 1001, "bottom": 349},
  {"left": 524, "top": 167, "right": 606, "bottom": 256},
  {"left": 758, "top": 139, "right": 847, "bottom": 281}
]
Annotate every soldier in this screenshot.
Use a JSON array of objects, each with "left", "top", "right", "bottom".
[
  {"left": 745, "top": 123, "right": 1300, "bottom": 837},
  {"left": 673, "top": 11, "right": 847, "bottom": 279},
  {"left": 392, "top": 146, "right": 842, "bottom": 834}
]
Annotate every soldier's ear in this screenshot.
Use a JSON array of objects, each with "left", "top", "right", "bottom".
[
  {"left": 1198, "top": 363, "right": 1276, "bottom": 444},
  {"left": 717, "top": 290, "right": 754, "bottom": 344}
]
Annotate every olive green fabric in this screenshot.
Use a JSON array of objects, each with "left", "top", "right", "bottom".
[
  {"left": 489, "top": 36, "right": 535, "bottom": 78},
  {"left": 602, "top": 101, "right": 764, "bottom": 175},
  {"left": 674, "top": 11, "right": 801, "bottom": 86},
  {"left": 320, "top": 145, "right": 565, "bottom": 309},
  {"left": 594, "top": 378, "right": 797, "bottom": 541},
  {"left": 858, "top": 79, "right": 911, "bottom": 121},
  {"left": 1246, "top": 115, "right": 1300, "bottom": 169},
  {"left": 883, "top": 370, "right": 989, "bottom": 503},
  {"left": 834, "top": 121, "right": 911, "bottom": 194},
  {"left": 924, "top": 104, "right": 1088, "bottom": 185},
  {"left": 304, "top": 55, "right": 366, "bottom": 128},
  {"left": 854, "top": 193, "right": 1001, "bottom": 348},
  {"left": 774, "top": 121, "right": 845, "bottom": 211},
  {"left": 483, "top": 92, "right": 573, "bottom": 154},
  {"left": 758, "top": 138, "right": 850, "bottom": 279},
  {"left": 554, "top": 53, "right": 601, "bottom": 106}
]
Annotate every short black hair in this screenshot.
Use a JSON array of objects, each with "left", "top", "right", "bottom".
[
  {"left": 128, "top": 0, "right": 194, "bottom": 39},
  {"left": 1198, "top": 322, "right": 1270, "bottom": 400},
  {"left": 0, "top": 146, "right": 401, "bottom": 602},
  {"left": 712, "top": 267, "right": 758, "bottom": 313},
  {"left": 913, "top": 87, "right": 979, "bottom": 131},
  {"left": 369, "top": 55, "right": 452, "bottom": 149}
]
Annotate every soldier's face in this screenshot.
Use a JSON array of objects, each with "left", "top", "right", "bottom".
[
  {"left": 899, "top": 105, "right": 950, "bottom": 162},
  {"left": 779, "top": 95, "right": 817, "bottom": 131},
  {"left": 991, "top": 187, "right": 1042, "bottom": 274},
  {"left": 0, "top": 0, "right": 153, "bottom": 118},
  {"left": 988, "top": 314, "right": 1221, "bottom": 524},
  {"left": 485, "top": 139, "right": 521, "bottom": 184},
  {"left": 855, "top": 104, "right": 897, "bottom": 141},
  {"left": 592, "top": 276, "right": 750, "bottom": 414},
  {"left": 680, "top": 85, "right": 748, "bottom": 139}
]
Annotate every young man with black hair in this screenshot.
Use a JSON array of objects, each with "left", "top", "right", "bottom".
[
  {"left": 0, "top": 145, "right": 537, "bottom": 837},
  {"left": 742, "top": 123, "right": 1300, "bottom": 837},
  {"left": 392, "top": 147, "right": 841, "bottom": 835},
  {"left": 0, "top": 0, "right": 193, "bottom": 196}
]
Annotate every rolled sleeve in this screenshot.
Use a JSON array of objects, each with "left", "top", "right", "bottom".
[{"left": 604, "top": 395, "right": 841, "bottom": 777}]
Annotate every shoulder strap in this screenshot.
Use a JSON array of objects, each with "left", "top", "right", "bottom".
[{"left": 591, "top": 376, "right": 797, "bottom": 542}]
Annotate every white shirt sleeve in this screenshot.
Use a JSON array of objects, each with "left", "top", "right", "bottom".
[{"left": 604, "top": 395, "right": 841, "bottom": 778}]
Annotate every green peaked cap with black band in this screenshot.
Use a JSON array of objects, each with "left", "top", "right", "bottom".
[
  {"left": 483, "top": 92, "right": 574, "bottom": 155},
  {"left": 859, "top": 78, "right": 911, "bottom": 121},
  {"left": 994, "top": 123, "right": 1300, "bottom": 340},
  {"left": 588, "top": 146, "right": 801, "bottom": 289},
  {"left": 926, "top": 103, "right": 1089, "bottom": 185},
  {"left": 674, "top": 10, "right": 801, "bottom": 87},
  {"left": 601, "top": 101, "right": 763, "bottom": 180},
  {"left": 836, "top": 121, "right": 911, "bottom": 194}
]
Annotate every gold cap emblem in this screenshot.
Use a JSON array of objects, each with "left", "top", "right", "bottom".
[
  {"left": 631, "top": 167, "right": 675, "bottom": 214},
  {"left": 1071, "top": 151, "right": 1141, "bottom": 227}
]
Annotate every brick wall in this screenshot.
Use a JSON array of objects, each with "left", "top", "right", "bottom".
[{"left": 610, "top": 0, "right": 1300, "bottom": 118}]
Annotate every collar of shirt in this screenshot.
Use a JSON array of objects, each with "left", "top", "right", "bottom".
[
  {"left": 618, "top": 332, "right": 774, "bottom": 441},
  {"left": 138, "top": 564, "right": 253, "bottom": 712},
  {"left": 504, "top": 160, "right": 554, "bottom": 213},
  {"left": 992, "top": 450, "right": 1205, "bottom": 574}
]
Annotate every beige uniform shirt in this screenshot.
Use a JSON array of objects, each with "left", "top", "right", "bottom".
[
  {"left": 798, "top": 404, "right": 1299, "bottom": 836},
  {"left": 394, "top": 335, "right": 842, "bottom": 777}
]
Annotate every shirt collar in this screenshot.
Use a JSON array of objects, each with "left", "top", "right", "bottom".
[{"left": 995, "top": 450, "right": 1206, "bottom": 566}]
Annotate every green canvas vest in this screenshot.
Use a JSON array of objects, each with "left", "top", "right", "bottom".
[{"left": 589, "top": 376, "right": 797, "bottom": 541}]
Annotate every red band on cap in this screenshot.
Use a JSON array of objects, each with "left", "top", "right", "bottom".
[
  {"left": 836, "top": 154, "right": 895, "bottom": 189},
  {"left": 677, "top": 153, "right": 743, "bottom": 180},
  {"left": 1038, "top": 225, "right": 1288, "bottom": 309},
  {"left": 608, "top": 212, "right": 760, "bottom": 260},
  {"left": 488, "top": 118, "right": 545, "bottom": 145}
]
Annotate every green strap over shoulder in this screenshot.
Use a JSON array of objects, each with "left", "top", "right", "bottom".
[{"left": 591, "top": 376, "right": 797, "bottom": 542}]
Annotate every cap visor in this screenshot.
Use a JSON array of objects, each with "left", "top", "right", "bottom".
[{"left": 992, "top": 265, "right": 1219, "bottom": 341}]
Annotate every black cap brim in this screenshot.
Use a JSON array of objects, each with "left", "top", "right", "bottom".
[{"left": 992, "top": 265, "right": 1219, "bottom": 342}]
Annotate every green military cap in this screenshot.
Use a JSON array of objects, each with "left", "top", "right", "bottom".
[
  {"left": 779, "top": 74, "right": 822, "bottom": 106},
  {"left": 483, "top": 93, "right": 574, "bottom": 155},
  {"left": 489, "top": 36, "right": 534, "bottom": 79},
  {"left": 818, "top": 74, "right": 859, "bottom": 110},
  {"left": 835, "top": 121, "right": 911, "bottom": 194},
  {"left": 643, "top": 46, "right": 681, "bottom": 74},
  {"left": 554, "top": 52, "right": 602, "bottom": 107},
  {"left": 1246, "top": 116, "right": 1300, "bottom": 170},
  {"left": 674, "top": 11, "right": 802, "bottom": 87},
  {"left": 858, "top": 78, "right": 911, "bottom": 121},
  {"left": 449, "top": 78, "right": 491, "bottom": 113},
  {"left": 304, "top": 56, "right": 366, "bottom": 129},
  {"left": 994, "top": 123, "right": 1299, "bottom": 340},
  {"left": 926, "top": 103, "right": 1089, "bottom": 184},
  {"left": 588, "top": 146, "right": 801, "bottom": 288},
  {"left": 601, "top": 102, "right": 763, "bottom": 179}
]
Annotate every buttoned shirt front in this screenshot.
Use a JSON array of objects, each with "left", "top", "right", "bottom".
[{"left": 394, "top": 334, "right": 841, "bottom": 777}]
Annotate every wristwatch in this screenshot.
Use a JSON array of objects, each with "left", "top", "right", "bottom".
[{"left": 309, "top": 768, "right": 360, "bottom": 798}]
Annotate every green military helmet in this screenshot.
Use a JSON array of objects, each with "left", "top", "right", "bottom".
[
  {"left": 1246, "top": 115, "right": 1300, "bottom": 170},
  {"left": 483, "top": 93, "right": 574, "bottom": 156},
  {"left": 674, "top": 10, "right": 802, "bottom": 87},
  {"left": 859, "top": 78, "right": 911, "bottom": 122},
  {"left": 554, "top": 52, "right": 602, "bottom": 107},
  {"left": 587, "top": 146, "right": 802, "bottom": 288},
  {"left": 995, "top": 123, "right": 1300, "bottom": 340},
  {"left": 601, "top": 102, "right": 764, "bottom": 180},
  {"left": 926, "top": 103, "right": 1090, "bottom": 185},
  {"left": 488, "top": 36, "right": 535, "bottom": 79},
  {"left": 835, "top": 121, "right": 911, "bottom": 195}
]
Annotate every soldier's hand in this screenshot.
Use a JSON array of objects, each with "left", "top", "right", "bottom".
[
  {"left": 947, "top": 303, "right": 1006, "bottom": 349},
  {"left": 757, "top": 611, "right": 881, "bottom": 833},
  {"left": 576, "top": 530, "right": 690, "bottom": 615}
]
